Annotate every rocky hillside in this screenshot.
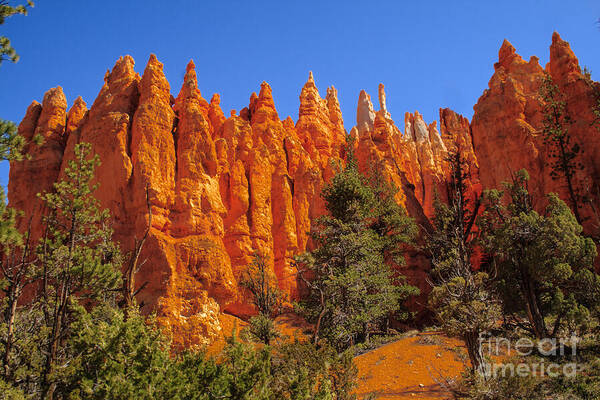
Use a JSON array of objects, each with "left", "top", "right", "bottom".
[{"left": 8, "top": 32, "right": 600, "bottom": 348}]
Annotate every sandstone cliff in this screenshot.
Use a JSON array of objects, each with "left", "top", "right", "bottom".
[
  {"left": 472, "top": 33, "right": 600, "bottom": 237},
  {"left": 8, "top": 33, "right": 600, "bottom": 347}
]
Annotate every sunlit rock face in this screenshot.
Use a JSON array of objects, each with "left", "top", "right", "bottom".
[
  {"left": 472, "top": 32, "right": 600, "bottom": 236},
  {"left": 9, "top": 32, "right": 599, "bottom": 346}
]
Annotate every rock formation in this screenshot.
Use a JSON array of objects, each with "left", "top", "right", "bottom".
[
  {"left": 8, "top": 33, "right": 600, "bottom": 347},
  {"left": 472, "top": 32, "right": 600, "bottom": 237}
]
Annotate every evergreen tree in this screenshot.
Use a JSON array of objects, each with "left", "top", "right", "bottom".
[
  {"left": 158, "top": 348, "right": 222, "bottom": 400},
  {"left": 57, "top": 305, "right": 172, "bottom": 400},
  {"left": 297, "top": 149, "right": 418, "bottom": 350},
  {"left": 479, "top": 169, "right": 599, "bottom": 339},
  {"left": 210, "top": 334, "right": 272, "bottom": 400},
  {"left": 0, "top": 120, "right": 27, "bottom": 163},
  {"left": 427, "top": 151, "right": 500, "bottom": 377},
  {"left": 243, "top": 313, "right": 281, "bottom": 346},
  {"left": 0, "top": 1, "right": 33, "bottom": 65},
  {"left": 163, "top": 334, "right": 357, "bottom": 400},
  {"left": 1, "top": 1, "right": 37, "bottom": 190},
  {"left": 1, "top": 143, "right": 124, "bottom": 398},
  {"left": 0, "top": 187, "right": 35, "bottom": 381},
  {"left": 240, "top": 252, "right": 285, "bottom": 346},
  {"left": 270, "top": 339, "right": 357, "bottom": 400},
  {"left": 240, "top": 253, "right": 284, "bottom": 317},
  {"left": 0, "top": 109, "right": 39, "bottom": 390},
  {"left": 540, "top": 73, "right": 585, "bottom": 224},
  {"left": 36, "top": 142, "right": 122, "bottom": 399}
]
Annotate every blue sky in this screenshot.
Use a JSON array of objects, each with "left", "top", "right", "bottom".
[{"left": 1, "top": 0, "right": 599, "bottom": 187}]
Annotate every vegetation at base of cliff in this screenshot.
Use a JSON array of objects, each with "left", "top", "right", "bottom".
[
  {"left": 1, "top": 142, "right": 598, "bottom": 400},
  {"left": 242, "top": 313, "right": 281, "bottom": 346},
  {"left": 428, "top": 162, "right": 600, "bottom": 398},
  {"left": 479, "top": 169, "right": 599, "bottom": 340},
  {"left": 295, "top": 143, "right": 419, "bottom": 351},
  {"left": 427, "top": 151, "right": 500, "bottom": 377},
  {"left": 240, "top": 252, "right": 285, "bottom": 318},
  {"left": 0, "top": 142, "right": 359, "bottom": 399},
  {"left": 447, "top": 336, "right": 600, "bottom": 400},
  {"left": 2, "top": 303, "right": 358, "bottom": 399}
]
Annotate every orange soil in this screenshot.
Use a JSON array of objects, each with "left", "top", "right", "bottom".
[
  {"left": 354, "top": 333, "right": 466, "bottom": 400},
  {"left": 209, "top": 314, "right": 466, "bottom": 399}
]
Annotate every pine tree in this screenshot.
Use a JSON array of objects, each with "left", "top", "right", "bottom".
[
  {"left": 244, "top": 313, "right": 281, "bottom": 346},
  {"left": 1, "top": 142, "right": 125, "bottom": 398},
  {"left": 0, "top": 118, "right": 37, "bottom": 386},
  {"left": 0, "top": 1, "right": 33, "bottom": 65},
  {"left": 297, "top": 148, "right": 418, "bottom": 350},
  {"left": 480, "top": 169, "right": 599, "bottom": 339},
  {"left": 214, "top": 334, "right": 272, "bottom": 400},
  {"left": 0, "top": 119, "right": 27, "bottom": 163},
  {"left": 240, "top": 253, "right": 284, "bottom": 317},
  {"left": 427, "top": 151, "right": 500, "bottom": 378},
  {"left": 540, "top": 73, "right": 584, "bottom": 224},
  {"left": 270, "top": 339, "right": 357, "bottom": 400},
  {"left": 0, "top": 187, "right": 35, "bottom": 381},
  {"left": 57, "top": 305, "right": 173, "bottom": 400},
  {"left": 36, "top": 142, "right": 122, "bottom": 399}
]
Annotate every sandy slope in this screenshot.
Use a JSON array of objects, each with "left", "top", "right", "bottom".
[
  {"left": 211, "top": 313, "right": 466, "bottom": 399},
  {"left": 354, "top": 333, "right": 465, "bottom": 399}
]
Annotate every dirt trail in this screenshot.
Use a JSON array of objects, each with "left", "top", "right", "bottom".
[
  {"left": 354, "top": 333, "right": 465, "bottom": 399},
  {"left": 211, "top": 313, "right": 466, "bottom": 399}
]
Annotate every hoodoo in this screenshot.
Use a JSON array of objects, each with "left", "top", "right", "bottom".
[{"left": 8, "top": 33, "right": 600, "bottom": 347}]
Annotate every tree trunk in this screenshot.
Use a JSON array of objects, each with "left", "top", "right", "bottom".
[
  {"left": 551, "top": 312, "right": 563, "bottom": 338},
  {"left": 526, "top": 297, "right": 546, "bottom": 339},
  {"left": 42, "top": 283, "right": 67, "bottom": 400},
  {"left": 558, "top": 136, "right": 583, "bottom": 225},
  {"left": 362, "top": 322, "right": 370, "bottom": 344},
  {"left": 519, "top": 267, "right": 547, "bottom": 339},
  {"left": 2, "top": 284, "right": 19, "bottom": 376},
  {"left": 123, "top": 186, "right": 152, "bottom": 317},
  {"left": 464, "top": 331, "right": 488, "bottom": 378},
  {"left": 313, "top": 296, "right": 326, "bottom": 345}
]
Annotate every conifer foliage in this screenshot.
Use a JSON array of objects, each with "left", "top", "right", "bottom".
[
  {"left": 480, "top": 169, "right": 600, "bottom": 339},
  {"left": 0, "top": 142, "right": 359, "bottom": 399},
  {"left": 540, "top": 74, "right": 585, "bottom": 224},
  {"left": 0, "top": 1, "right": 33, "bottom": 65},
  {"left": 427, "top": 151, "right": 500, "bottom": 378},
  {"left": 297, "top": 148, "right": 418, "bottom": 350}
]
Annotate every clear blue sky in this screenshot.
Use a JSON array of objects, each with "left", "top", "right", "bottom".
[{"left": 1, "top": 0, "right": 599, "bottom": 187}]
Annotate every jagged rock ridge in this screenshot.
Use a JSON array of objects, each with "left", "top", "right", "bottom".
[{"left": 8, "top": 33, "right": 600, "bottom": 347}]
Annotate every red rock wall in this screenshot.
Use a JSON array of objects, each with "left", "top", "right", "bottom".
[
  {"left": 8, "top": 33, "right": 599, "bottom": 347},
  {"left": 472, "top": 33, "right": 600, "bottom": 236}
]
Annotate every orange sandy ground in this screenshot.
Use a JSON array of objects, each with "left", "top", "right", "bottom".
[
  {"left": 353, "top": 333, "right": 466, "bottom": 400},
  {"left": 210, "top": 313, "right": 466, "bottom": 399}
]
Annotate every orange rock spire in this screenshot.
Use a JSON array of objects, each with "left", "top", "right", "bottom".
[{"left": 9, "top": 33, "right": 600, "bottom": 346}]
